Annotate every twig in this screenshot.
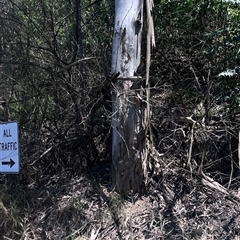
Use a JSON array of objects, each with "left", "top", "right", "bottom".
[
  {"left": 89, "top": 227, "right": 101, "bottom": 240},
  {"left": 227, "top": 130, "right": 233, "bottom": 189},
  {"left": 57, "top": 57, "right": 97, "bottom": 73},
  {"left": 176, "top": 116, "right": 198, "bottom": 125},
  {"left": 187, "top": 121, "right": 195, "bottom": 174},
  {"left": 238, "top": 130, "right": 240, "bottom": 197}
]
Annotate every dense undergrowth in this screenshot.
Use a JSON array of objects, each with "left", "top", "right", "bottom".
[{"left": 0, "top": 0, "right": 240, "bottom": 239}]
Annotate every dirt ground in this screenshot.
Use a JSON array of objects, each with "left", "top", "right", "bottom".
[{"left": 1, "top": 158, "right": 240, "bottom": 240}]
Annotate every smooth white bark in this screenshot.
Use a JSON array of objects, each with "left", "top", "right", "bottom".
[
  {"left": 111, "top": 0, "right": 143, "bottom": 77},
  {"left": 111, "top": 0, "right": 145, "bottom": 194}
]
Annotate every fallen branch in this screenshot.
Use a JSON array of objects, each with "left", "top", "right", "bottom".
[{"left": 200, "top": 170, "right": 240, "bottom": 203}]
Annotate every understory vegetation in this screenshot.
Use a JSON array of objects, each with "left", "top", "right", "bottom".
[{"left": 0, "top": 0, "right": 240, "bottom": 239}]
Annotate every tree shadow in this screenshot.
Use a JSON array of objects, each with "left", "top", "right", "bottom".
[{"left": 154, "top": 172, "right": 192, "bottom": 239}]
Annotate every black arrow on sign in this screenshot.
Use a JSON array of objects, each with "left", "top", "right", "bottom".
[{"left": 2, "top": 158, "right": 15, "bottom": 168}]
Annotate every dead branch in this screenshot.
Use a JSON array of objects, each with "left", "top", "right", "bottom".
[
  {"left": 201, "top": 170, "right": 240, "bottom": 203},
  {"left": 57, "top": 57, "right": 97, "bottom": 73}
]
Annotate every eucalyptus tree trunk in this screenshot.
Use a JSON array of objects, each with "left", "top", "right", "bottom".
[{"left": 111, "top": 0, "right": 148, "bottom": 194}]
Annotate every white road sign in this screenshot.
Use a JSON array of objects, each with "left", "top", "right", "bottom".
[{"left": 0, "top": 122, "right": 20, "bottom": 174}]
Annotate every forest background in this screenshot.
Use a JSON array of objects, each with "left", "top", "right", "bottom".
[{"left": 0, "top": 0, "right": 240, "bottom": 239}]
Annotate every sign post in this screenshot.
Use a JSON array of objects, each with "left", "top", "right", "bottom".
[{"left": 0, "top": 121, "right": 20, "bottom": 174}]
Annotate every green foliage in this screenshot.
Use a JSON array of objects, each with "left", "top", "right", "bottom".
[
  {"left": 150, "top": 0, "right": 240, "bottom": 191},
  {"left": 154, "top": 0, "right": 227, "bottom": 30},
  {"left": 153, "top": 0, "right": 240, "bottom": 115},
  {"left": 214, "top": 76, "right": 239, "bottom": 116}
]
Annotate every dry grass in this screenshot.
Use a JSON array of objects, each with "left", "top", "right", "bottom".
[{"left": 1, "top": 158, "right": 240, "bottom": 240}]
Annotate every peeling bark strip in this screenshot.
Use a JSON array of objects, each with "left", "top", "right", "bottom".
[
  {"left": 111, "top": 0, "right": 146, "bottom": 194},
  {"left": 145, "top": 0, "right": 155, "bottom": 145}
]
